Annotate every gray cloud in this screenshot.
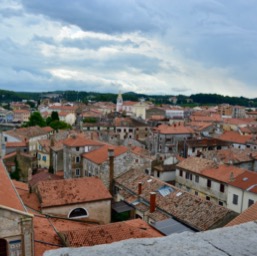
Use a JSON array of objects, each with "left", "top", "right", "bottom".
[{"left": 21, "top": 0, "right": 162, "bottom": 34}]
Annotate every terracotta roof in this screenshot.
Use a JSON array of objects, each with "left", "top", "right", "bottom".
[
  {"left": 188, "top": 122, "right": 213, "bottom": 132},
  {"left": 38, "top": 139, "right": 51, "bottom": 153},
  {"left": 12, "top": 180, "right": 29, "bottom": 191},
  {"left": 20, "top": 192, "right": 41, "bottom": 211},
  {"left": 42, "top": 126, "right": 53, "bottom": 133},
  {"left": 3, "top": 152, "right": 17, "bottom": 159},
  {"left": 202, "top": 148, "right": 256, "bottom": 164},
  {"left": 228, "top": 170, "right": 257, "bottom": 193},
  {"left": 13, "top": 109, "right": 30, "bottom": 113},
  {"left": 176, "top": 157, "right": 217, "bottom": 174},
  {"left": 29, "top": 171, "right": 63, "bottom": 188},
  {"left": 115, "top": 169, "right": 237, "bottom": 231},
  {"left": 154, "top": 124, "right": 194, "bottom": 135},
  {"left": 201, "top": 165, "right": 245, "bottom": 183},
  {"left": 0, "top": 161, "right": 26, "bottom": 212},
  {"left": 123, "top": 101, "right": 137, "bottom": 106},
  {"left": 60, "top": 219, "right": 163, "bottom": 247},
  {"left": 6, "top": 141, "right": 27, "bottom": 148},
  {"left": 223, "top": 118, "right": 256, "bottom": 125},
  {"left": 190, "top": 115, "right": 222, "bottom": 122},
  {"left": 226, "top": 202, "right": 257, "bottom": 227},
  {"left": 82, "top": 144, "right": 128, "bottom": 164},
  {"left": 5, "top": 126, "right": 49, "bottom": 140},
  {"left": 37, "top": 177, "right": 112, "bottom": 208},
  {"left": 63, "top": 135, "right": 103, "bottom": 147},
  {"left": 33, "top": 214, "right": 63, "bottom": 256},
  {"left": 218, "top": 131, "right": 252, "bottom": 144}
]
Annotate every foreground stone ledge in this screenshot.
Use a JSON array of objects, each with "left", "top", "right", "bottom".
[{"left": 44, "top": 221, "right": 257, "bottom": 256}]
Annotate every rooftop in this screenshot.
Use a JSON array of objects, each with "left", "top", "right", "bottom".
[
  {"left": 44, "top": 221, "right": 257, "bottom": 256},
  {"left": 37, "top": 177, "right": 112, "bottom": 208},
  {"left": 176, "top": 157, "right": 217, "bottom": 174},
  {"left": 60, "top": 219, "right": 163, "bottom": 247},
  {"left": 82, "top": 144, "right": 128, "bottom": 164},
  {"left": 0, "top": 160, "right": 26, "bottom": 212},
  {"left": 228, "top": 170, "right": 257, "bottom": 193},
  {"left": 115, "top": 169, "right": 236, "bottom": 231}
]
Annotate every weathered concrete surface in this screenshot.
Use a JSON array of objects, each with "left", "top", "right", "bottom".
[{"left": 44, "top": 221, "right": 257, "bottom": 256}]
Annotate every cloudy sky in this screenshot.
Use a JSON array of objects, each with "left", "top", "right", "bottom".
[{"left": 0, "top": 0, "right": 257, "bottom": 97}]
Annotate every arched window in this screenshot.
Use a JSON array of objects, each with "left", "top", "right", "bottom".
[
  {"left": 0, "top": 239, "right": 7, "bottom": 256},
  {"left": 68, "top": 208, "right": 88, "bottom": 218}
]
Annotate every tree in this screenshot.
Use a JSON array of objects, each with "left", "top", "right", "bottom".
[
  {"left": 26, "top": 112, "right": 46, "bottom": 127},
  {"left": 51, "top": 111, "right": 59, "bottom": 121}
]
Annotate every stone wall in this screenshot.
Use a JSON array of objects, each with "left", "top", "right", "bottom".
[{"left": 41, "top": 200, "right": 111, "bottom": 224}]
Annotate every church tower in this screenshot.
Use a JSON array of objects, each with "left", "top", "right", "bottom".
[{"left": 116, "top": 91, "right": 123, "bottom": 112}]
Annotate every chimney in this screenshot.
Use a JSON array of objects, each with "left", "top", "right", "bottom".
[
  {"left": 138, "top": 182, "right": 142, "bottom": 195},
  {"left": 229, "top": 172, "right": 235, "bottom": 182},
  {"left": 150, "top": 192, "right": 156, "bottom": 213}
]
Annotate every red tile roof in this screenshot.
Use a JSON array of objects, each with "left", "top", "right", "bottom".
[
  {"left": 63, "top": 135, "right": 103, "bottom": 147},
  {"left": 42, "top": 126, "right": 54, "bottom": 133},
  {"left": 123, "top": 101, "right": 137, "bottom": 106},
  {"left": 60, "top": 219, "right": 163, "bottom": 247},
  {"left": 176, "top": 157, "right": 217, "bottom": 174},
  {"left": 154, "top": 124, "right": 194, "bottom": 135},
  {"left": 218, "top": 131, "right": 252, "bottom": 144},
  {"left": 228, "top": 170, "right": 257, "bottom": 193},
  {"left": 201, "top": 165, "right": 245, "bottom": 183},
  {"left": 82, "top": 145, "right": 128, "bottom": 164},
  {"left": 226, "top": 202, "right": 257, "bottom": 227},
  {"left": 29, "top": 171, "right": 63, "bottom": 188},
  {"left": 6, "top": 141, "right": 27, "bottom": 148},
  {"left": 115, "top": 168, "right": 236, "bottom": 231},
  {"left": 0, "top": 161, "right": 26, "bottom": 212},
  {"left": 37, "top": 177, "right": 112, "bottom": 208}
]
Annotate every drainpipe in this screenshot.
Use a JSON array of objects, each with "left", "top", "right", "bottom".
[{"left": 108, "top": 148, "right": 114, "bottom": 195}]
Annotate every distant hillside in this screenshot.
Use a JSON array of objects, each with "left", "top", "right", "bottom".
[{"left": 0, "top": 89, "right": 256, "bottom": 107}]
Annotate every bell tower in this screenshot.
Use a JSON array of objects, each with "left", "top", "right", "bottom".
[{"left": 116, "top": 91, "right": 123, "bottom": 112}]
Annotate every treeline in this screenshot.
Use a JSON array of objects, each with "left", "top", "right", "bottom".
[{"left": 1, "top": 89, "right": 257, "bottom": 107}]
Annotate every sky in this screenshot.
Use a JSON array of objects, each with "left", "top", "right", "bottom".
[{"left": 0, "top": 0, "right": 257, "bottom": 98}]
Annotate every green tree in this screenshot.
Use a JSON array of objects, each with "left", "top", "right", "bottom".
[
  {"left": 50, "top": 120, "right": 71, "bottom": 130},
  {"left": 51, "top": 111, "right": 59, "bottom": 121},
  {"left": 26, "top": 112, "right": 46, "bottom": 127}
]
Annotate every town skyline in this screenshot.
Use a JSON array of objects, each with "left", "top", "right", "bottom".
[{"left": 1, "top": 0, "right": 257, "bottom": 97}]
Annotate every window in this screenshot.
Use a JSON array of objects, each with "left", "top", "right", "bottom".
[
  {"left": 76, "top": 156, "right": 80, "bottom": 163},
  {"left": 248, "top": 199, "right": 254, "bottom": 207},
  {"left": 69, "top": 208, "right": 88, "bottom": 218},
  {"left": 185, "top": 172, "right": 190, "bottom": 179},
  {"left": 219, "top": 201, "right": 223, "bottom": 206},
  {"left": 192, "top": 147, "right": 195, "bottom": 153},
  {"left": 38, "top": 154, "right": 41, "bottom": 160},
  {"left": 195, "top": 191, "right": 198, "bottom": 196},
  {"left": 42, "top": 155, "right": 46, "bottom": 162},
  {"left": 233, "top": 194, "right": 238, "bottom": 205},
  {"left": 189, "top": 173, "right": 193, "bottom": 180},
  {"left": 220, "top": 184, "right": 225, "bottom": 193},
  {"left": 76, "top": 147, "right": 80, "bottom": 151},
  {"left": 157, "top": 171, "right": 160, "bottom": 178},
  {"left": 195, "top": 175, "right": 199, "bottom": 183},
  {"left": 179, "top": 170, "right": 183, "bottom": 177},
  {"left": 207, "top": 179, "right": 212, "bottom": 188},
  {"left": 75, "top": 168, "right": 80, "bottom": 176},
  {"left": 206, "top": 196, "right": 210, "bottom": 201}
]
